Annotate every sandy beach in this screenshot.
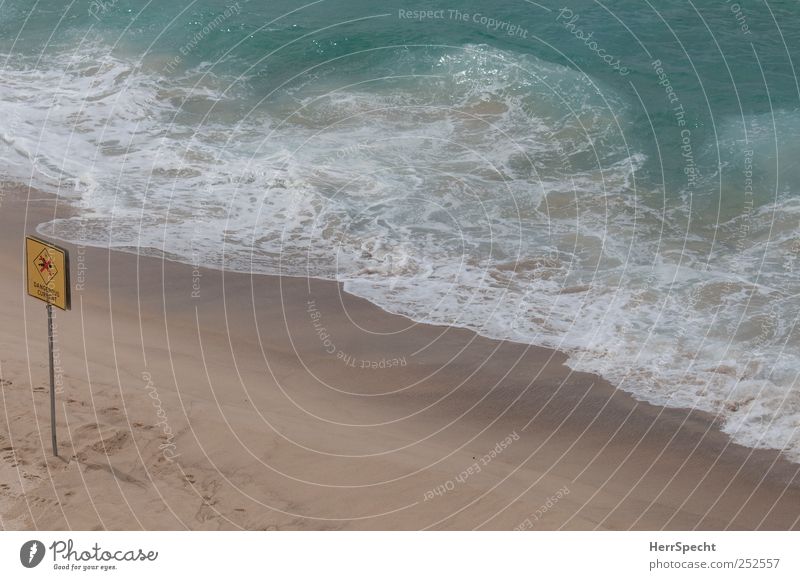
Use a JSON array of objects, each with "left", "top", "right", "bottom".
[{"left": 0, "top": 185, "right": 798, "bottom": 530}]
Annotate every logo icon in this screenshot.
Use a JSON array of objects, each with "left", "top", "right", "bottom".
[{"left": 20, "top": 540, "right": 46, "bottom": 568}]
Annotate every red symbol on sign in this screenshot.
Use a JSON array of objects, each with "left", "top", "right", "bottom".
[{"left": 34, "top": 249, "right": 58, "bottom": 284}]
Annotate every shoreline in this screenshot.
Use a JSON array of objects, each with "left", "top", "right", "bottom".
[
  {"left": 34, "top": 191, "right": 799, "bottom": 467},
  {"left": 1, "top": 184, "right": 798, "bottom": 530}
]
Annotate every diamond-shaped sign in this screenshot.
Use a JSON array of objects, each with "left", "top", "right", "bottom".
[
  {"left": 34, "top": 248, "right": 58, "bottom": 284},
  {"left": 26, "top": 237, "right": 70, "bottom": 311}
]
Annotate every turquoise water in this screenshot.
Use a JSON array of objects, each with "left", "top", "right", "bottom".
[{"left": 2, "top": 1, "right": 800, "bottom": 459}]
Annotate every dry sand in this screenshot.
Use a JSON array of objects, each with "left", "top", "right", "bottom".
[{"left": 0, "top": 185, "right": 798, "bottom": 530}]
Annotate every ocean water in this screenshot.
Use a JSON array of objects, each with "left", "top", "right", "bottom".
[{"left": 2, "top": 0, "right": 800, "bottom": 460}]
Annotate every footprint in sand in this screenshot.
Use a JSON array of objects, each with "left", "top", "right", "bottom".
[
  {"left": 73, "top": 429, "right": 130, "bottom": 460},
  {"left": 1, "top": 447, "right": 19, "bottom": 467},
  {"left": 89, "top": 431, "right": 129, "bottom": 454}
]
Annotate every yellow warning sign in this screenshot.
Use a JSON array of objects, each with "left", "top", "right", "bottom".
[{"left": 26, "top": 236, "right": 71, "bottom": 311}]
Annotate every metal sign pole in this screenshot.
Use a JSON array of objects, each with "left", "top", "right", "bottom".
[
  {"left": 26, "top": 235, "right": 70, "bottom": 458},
  {"left": 46, "top": 302, "right": 58, "bottom": 457}
]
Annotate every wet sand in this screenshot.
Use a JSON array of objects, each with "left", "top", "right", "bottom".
[{"left": 0, "top": 185, "right": 798, "bottom": 530}]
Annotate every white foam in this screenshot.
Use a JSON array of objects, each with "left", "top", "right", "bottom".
[{"left": 3, "top": 43, "right": 799, "bottom": 462}]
